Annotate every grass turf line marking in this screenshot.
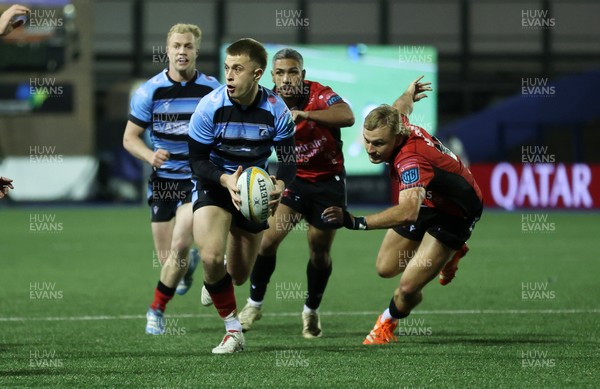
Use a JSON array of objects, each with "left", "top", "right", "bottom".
[{"left": 1, "top": 309, "right": 599, "bottom": 322}]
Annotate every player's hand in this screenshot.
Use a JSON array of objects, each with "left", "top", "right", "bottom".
[
  {"left": 0, "top": 176, "right": 14, "bottom": 199},
  {"left": 322, "top": 207, "right": 367, "bottom": 230},
  {"left": 223, "top": 166, "right": 243, "bottom": 211},
  {"left": 0, "top": 4, "right": 30, "bottom": 36},
  {"left": 267, "top": 176, "right": 285, "bottom": 216},
  {"left": 321, "top": 206, "right": 345, "bottom": 224},
  {"left": 291, "top": 110, "right": 308, "bottom": 124},
  {"left": 393, "top": 76, "right": 432, "bottom": 116},
  {"left": 150, "top": 149, "right": 170, "bottom": 168},
  {"left": 405, "top": 75, "right": 432, "bottom": 103}
]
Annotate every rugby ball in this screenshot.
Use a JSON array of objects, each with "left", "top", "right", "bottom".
[{"left": 237, "top": 167, "right": 274, "bottom": 223}]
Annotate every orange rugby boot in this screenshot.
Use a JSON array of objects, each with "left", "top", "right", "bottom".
[{"left": 363, "top": 315, "right": 398, "bottom": 345}]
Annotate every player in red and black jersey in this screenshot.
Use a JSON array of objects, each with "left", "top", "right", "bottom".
[
  {"left": 239, "top": 48, "right": 355, "bottom": 338},
  {"left": 323, "top": 76, "right": 483, "bottom": 345}
]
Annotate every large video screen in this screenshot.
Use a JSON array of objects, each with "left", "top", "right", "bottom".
[{"left": 221, "top": 44, "right": 437, "bottom": 175}]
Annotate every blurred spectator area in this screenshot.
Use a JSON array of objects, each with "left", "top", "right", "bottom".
[
  {"left": 0, "top": 0, "right": 92, "bottom": 157},
  {"left": 93, "top": 0, "right": 600, "bottom": 122},
  {"left": 1, "top": 0, "right": 599, "bottom": 202},
  {"left": 91, "top": 0, "right": 599, "bottom": 203},
  {"left": 94, "top": 0, "right": 600, "bottom": 164}
]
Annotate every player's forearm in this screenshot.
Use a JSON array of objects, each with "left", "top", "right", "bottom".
[
  {"left": 392, "top": 92, "right": 414, "bottom": 117},
  {"left": 364, "top": 203, "right": 419, "bottom": 230},
  {"left": 191, "top": 159, "right": 225, "bottom": 184},
  {"left": 188, "top": 136, "right": 225, "bottom": 183},
  {"left": 123, "top": 134, "right": 154, "bottom": 164},
  {"left": 306, "top": 104, "right": 354, "bottom": 128}
]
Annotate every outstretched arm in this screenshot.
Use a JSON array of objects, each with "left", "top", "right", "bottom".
[
  {"left": 392, "top": 76, "right": 432, "bottom": 117},
  {"left": 292, "top": 102, "right": 355, "bottom": 128},
  {"left": 321, "top": 187, "right": 425, "bottom": 230}
]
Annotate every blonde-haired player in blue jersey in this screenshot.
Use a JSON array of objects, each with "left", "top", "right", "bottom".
[{"left": 123, "top": 23, "right": 220, "bottom": 335}]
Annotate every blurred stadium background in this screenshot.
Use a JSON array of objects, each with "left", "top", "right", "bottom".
[{"left": 1, "top": 0, "right": 598, "bottom": 208}]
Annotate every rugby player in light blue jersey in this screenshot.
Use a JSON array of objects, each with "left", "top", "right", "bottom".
[
  {"left": 123, "top": 24, "right": 220, "bottom": 335},
  {"left": 188, "top": 38, "right": 296, "bottom": 354}
]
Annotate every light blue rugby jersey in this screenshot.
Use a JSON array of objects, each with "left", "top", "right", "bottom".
[
  {"left": 129, "top": 69, "right": 221, "bottom": 180},
  {"left": 188, "top": 85, "right": 295, "bottom": 175}
]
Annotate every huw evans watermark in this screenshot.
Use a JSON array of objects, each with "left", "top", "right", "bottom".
[{"left": 275, "top": 9, "right": 309, "bottom": 28}]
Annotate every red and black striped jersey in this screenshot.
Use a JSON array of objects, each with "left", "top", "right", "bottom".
[{"left": 285, "top": 80, "right": 346, "bottom": 182}]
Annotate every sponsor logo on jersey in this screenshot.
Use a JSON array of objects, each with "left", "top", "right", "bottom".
[
  {"left": 326, "top": 95, "right": 342, "bottom": 106},
  {"left": 401, "top": 167, "right": 420, "bottom": 185}
]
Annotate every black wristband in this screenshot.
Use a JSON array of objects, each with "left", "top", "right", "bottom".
[
  {"left": 354, "top": 216, "right": 368, "bottom": 230},
  {"left": 343, "top": 211, "right": 368, "bottom": 230}
]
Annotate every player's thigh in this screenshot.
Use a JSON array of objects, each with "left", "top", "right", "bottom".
[
  {"left": 151, "top": 220, "right": 175, "bottom": 262},
  {"left": 399, "top": 232, "right": 455, "bottom": 294},
  {"left": 170, "top": 202, "right": 194, "bottom": 251},
  {"left": 300, "top": 176, "right": 345, "bottom": 258},
  {"left": 193, "top": 205, "right": 231, "bottom": 261},
  {"left": 376, "top": 229, "right": 421, "bottom": 278},
  {"left": 227, "top": 226, "right": 263, "bottom": 285},
  {"left": 307, "top": 224, "right": 336, "bottom": 256},
  {"left": 259, "top": 203, "right": 301, "bottom": 255},
  {"left": 148, "top": 176, "right": 179, "bottom": 256}
]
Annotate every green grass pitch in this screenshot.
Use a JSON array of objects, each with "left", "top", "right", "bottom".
[{"left": 0, "top": 207, "right": 598, "bottom": 387}]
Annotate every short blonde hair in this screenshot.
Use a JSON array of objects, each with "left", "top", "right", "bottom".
[
  {"left": 364, "top": 104, "right": 410, "bottom": 137},
  {"left": 167, "top": 23, "right": 202, "bottom": 51}
]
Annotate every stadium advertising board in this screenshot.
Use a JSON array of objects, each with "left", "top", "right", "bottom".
[{"left": 469, "top": 163, "right": 600, "bottom": 210}]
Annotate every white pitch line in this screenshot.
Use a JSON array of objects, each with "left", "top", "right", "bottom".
[{"left": 0, "top": 309, "right": 598, "bottom": 322}]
